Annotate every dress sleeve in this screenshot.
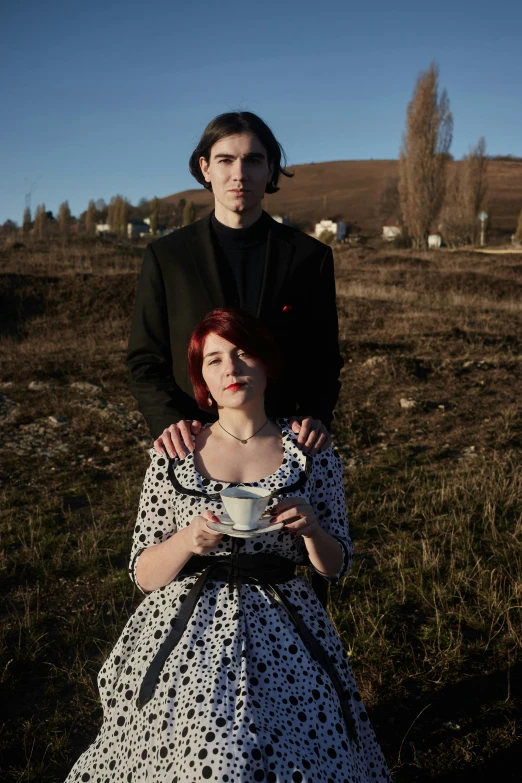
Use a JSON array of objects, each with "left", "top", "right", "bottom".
[
  {"left": 307, "top": 444, "right": 353, "bottom": 585},
  {"left": 128, "top": 450, "right": 177, "bottom": 594}
]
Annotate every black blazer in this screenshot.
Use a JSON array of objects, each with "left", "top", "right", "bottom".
[{"left": 127, "top": 212, "right": 343, "bottom": 439}]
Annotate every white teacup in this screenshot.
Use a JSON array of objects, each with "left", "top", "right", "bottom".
[{"left": 219, "top": 486, "right": 272, "bottom": 530}]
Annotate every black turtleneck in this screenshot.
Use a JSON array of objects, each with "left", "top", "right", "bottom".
[{"left": 210, "top": 210, "right": 270, "bottom": 316}]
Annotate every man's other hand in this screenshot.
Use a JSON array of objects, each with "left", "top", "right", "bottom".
[
  {"left": 154, "top": 420, "right": 203, "bottom": 459},
  {"left": 289, "top": 416, "right": 332, "bottom": 456}
]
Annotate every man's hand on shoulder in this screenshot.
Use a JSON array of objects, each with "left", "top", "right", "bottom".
[
  {"left": 154, "top": 420, "right": 203, "bottom": 459},
  {"left": 289, "top": 416, "right": 332, "bottom": 456}
]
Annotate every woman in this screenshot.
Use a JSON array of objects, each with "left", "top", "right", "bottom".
[{"left": 65, "top": 308, "right": 391, "bottom": 783}]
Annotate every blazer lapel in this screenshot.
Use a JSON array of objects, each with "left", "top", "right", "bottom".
[
  {"left": 184, "top": 213, "right": 227, "bottom": 310},
  {"left": 256, "top": 218, "right": 295, "bottom": 319}
]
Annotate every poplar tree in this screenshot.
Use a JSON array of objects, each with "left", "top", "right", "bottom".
[
  {"left": 398, "top": 62, "right": 453, "bottom": 248},
  {"left": 150, "top": 197, "right": 159, "bottom": 236},
  {"left": 440, "top": 138, "right": 489, "bottom": 247},
  {"left": 183, "top": 200, "right": 197, "bottom": 226},
  {"left": 107, "top": 196, "right": 116, "bottom": 232},
  {"left": 120, "top": 197, "right": 129, "bottom": 236},
  {"left": 462, "top": 137, "right": 488, "bottom": 244},
  {"left": 85, "top": 200, "right": 96, "bottom": 236},
  {"left": 23, "top": 206, "right": 32, "bottom": 234},
  {"left": 34, "top": 204, "right": 47, "bottom": 239},
  {"left": 108, "top": 195, "right": 126, "bottom": 233},
  {"left": 58, "top": 200, "right": 71, "bottom": 236}
]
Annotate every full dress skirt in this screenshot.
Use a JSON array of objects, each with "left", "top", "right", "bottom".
[{"left": 65, "top": 419, "right": 391, "bottom": 783}]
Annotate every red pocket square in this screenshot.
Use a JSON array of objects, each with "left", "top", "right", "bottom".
[{"left": 282, "top": 304, "right": 292, "bottom": 312}]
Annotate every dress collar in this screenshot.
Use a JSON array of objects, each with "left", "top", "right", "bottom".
[{"left": 167, "top": 417, "right": 311, "bottom": 499}]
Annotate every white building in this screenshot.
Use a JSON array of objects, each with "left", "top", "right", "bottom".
[
  {"left": 382, "top": 224, "right": 402, "bottom": 241},
  {"left": 127, "top": 220, "right": 150, "bottom": 238},
  {"left": 95, "top": 220, "right": 150, "bottom": 238},
  {"left": 314, "top": 219, "right": 347, "bottom": 241},
  {"left": 428, "top": 233, "right": 442, "bottom": 249}
]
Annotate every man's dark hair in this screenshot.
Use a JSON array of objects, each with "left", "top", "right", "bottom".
[{"left": 189, "top": 111, "right": 294, "bottom": 194}]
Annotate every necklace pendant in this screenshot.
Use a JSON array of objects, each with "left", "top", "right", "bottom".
[{"left": 241, "top": 439, "right": 248, "bottom": 445}]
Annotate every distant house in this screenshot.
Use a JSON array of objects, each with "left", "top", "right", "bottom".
[
  {"left": 314, "top": 218, "right": 347, "bottom": 241},
  {"left": 382, "top": 223, "right": 401, "bottom": 241},
  {"left": 127, "top": 220, "right": 150, "bottom": 238},
  {"left": 95, "top": 220, "right": 150, "bottom": 239},
  {"left": 428, "top": 232, "right": 442, "bottom": 249}
]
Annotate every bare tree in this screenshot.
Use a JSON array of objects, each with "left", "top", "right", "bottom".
[
  {"left": 3, "top": 219, "right": 18, "bottom": 233},
  {"left": 58, "top": 200, "right": 71, "bottom": 237},
  {"left": 150, "top": 196, "right": 159, "bottom": 236},
  {"left": 108, "top": 195, "right": 128, "bottom": 235},
  {"left": 85, "top": 200, "right": 96, "bottom": 236},
  {"left": 440, "top": 138, "right": 488, "bottom": 247},
  {"left": 463, "top": 137, "right": 488, "bottom": 244},
  {"left": 120, "top": 197, "right": 129, "bottom": 236},
  {"left": 398, "top": 62, "right": 453, "bottom": 248},
  {"left": 107, "top": 196, "right": 117, "bottom": 232},
  {"left": 378, "top": 176, "right": 401, "bottom": 224},
  {"left": 183, "top": 200, "right": 197, "bottom": 226},
  {"left": 34, "top": 203, "right": 47, "bottom": 239},
  {"left": 23, "top": 206, "right": 32, "bottom": 234},
  {"left": 439, "top": 170, "right": 468, "bottom": 248}
]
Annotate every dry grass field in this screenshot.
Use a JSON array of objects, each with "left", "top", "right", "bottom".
[
  {"left": 164, "top": 158, "right": 522, "bottom": 233},
  {"left": 0, "top": 236, "right": 521, "bottom": 781}
]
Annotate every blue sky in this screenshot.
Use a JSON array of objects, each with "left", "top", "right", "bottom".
[{"left": 1, "top": 0, "right": 521, "bottom": 224}]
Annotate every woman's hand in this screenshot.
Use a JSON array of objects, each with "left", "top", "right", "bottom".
[
  {"left": 289, "top": 416, "right": 332, "bottom": 456},
  {"left": 154, "top": 419, "right": 203, "bottom": 459},
  {"left": 184, "top": 510, "right": 224, "bottom": 555},
  {"left": 270, "top": 497, "right": 320, "bottom": 539}
]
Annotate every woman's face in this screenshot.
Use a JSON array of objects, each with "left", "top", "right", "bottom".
[{"left": 201, "top": 332, "right": 267, "bottom": 409}]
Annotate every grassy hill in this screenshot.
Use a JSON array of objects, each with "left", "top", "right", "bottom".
[{"left": 162, "top": 159, "right": 522, "bottom": 233}]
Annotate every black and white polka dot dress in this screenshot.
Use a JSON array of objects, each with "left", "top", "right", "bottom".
[{"left": 65, "top": 419, "right": 391, "bottom": 783}]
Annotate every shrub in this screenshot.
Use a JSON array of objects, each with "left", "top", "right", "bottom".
[{"left": 318, "top": 229, "right": 335, "bottom": 245}]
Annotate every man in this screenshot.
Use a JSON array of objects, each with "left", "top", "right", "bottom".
[{"left": 127, "top": 111, "right": 344, "bottom": 459}]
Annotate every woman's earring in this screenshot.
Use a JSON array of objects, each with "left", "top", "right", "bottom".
[{"left": 207, "top": 393, "right": 213, "bottom": 407}]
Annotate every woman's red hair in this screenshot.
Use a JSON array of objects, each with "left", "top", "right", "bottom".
[{"left": 188, "top": 308, "right": 283, "bottom": 411}]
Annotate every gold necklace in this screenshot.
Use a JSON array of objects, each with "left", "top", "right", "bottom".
[{"left": 218, "top": 418, "right": 269, "bottom": 444}]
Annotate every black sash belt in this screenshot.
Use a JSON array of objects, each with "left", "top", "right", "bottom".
[{"left": 136, "top": 550, "right": 358, "bottom": 746}]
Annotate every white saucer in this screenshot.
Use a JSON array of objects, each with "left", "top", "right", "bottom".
[{"left": 207, "top": 516, "right": 284, "bottom": 538}]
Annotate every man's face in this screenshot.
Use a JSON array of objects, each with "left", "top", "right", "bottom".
[{"left": 200, "top": 133, "right": 273, "bottom": 217}]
